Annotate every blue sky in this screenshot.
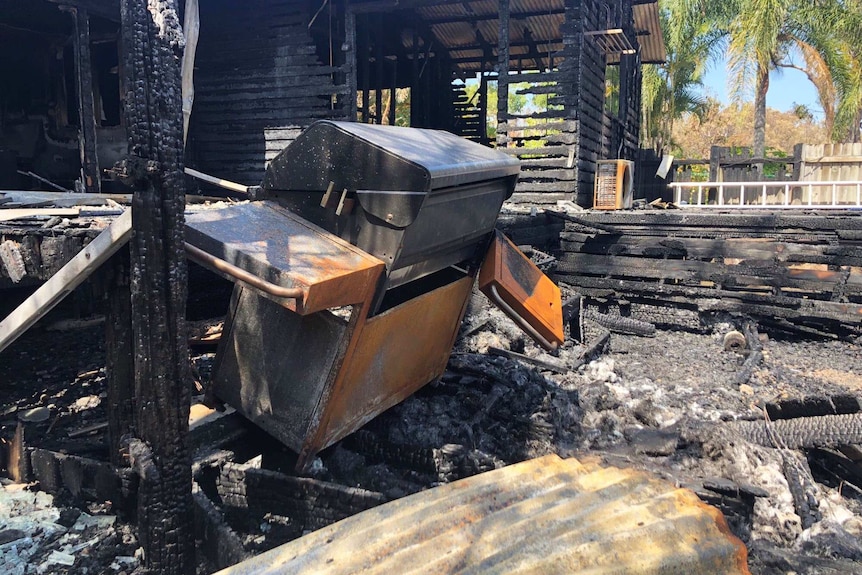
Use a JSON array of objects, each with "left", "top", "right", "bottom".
[{"left": 701, "top": 55, "right": 824, "bottom": 118}]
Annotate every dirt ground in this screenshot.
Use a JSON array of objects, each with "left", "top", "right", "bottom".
[{"left": 2, "top": 282, "right": 862, "bottom": 574}]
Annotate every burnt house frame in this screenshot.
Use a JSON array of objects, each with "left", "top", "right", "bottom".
[
  {"left": 0, "top": 0, "right": 126, "bottom": 194},
  {"left": 186, "top": 0, "right": 665, "bottom": 207},
  {"left": 0, "top": 0, "right": 664, "bottom": 207}
]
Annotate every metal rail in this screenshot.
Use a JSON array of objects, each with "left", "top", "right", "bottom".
[
  {"left": 669, "top": 180, "right": 862, "bottom": 208},
  {"left": 184, "top": 242, "right": 304, "bottom": 300},
  {"left": 487, "top": 284, "right": 559, "bottom": 352}
]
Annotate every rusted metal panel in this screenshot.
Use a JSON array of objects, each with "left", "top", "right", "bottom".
[
  {"left": 632, "top": 2, "right": 666, "bottom": 63},
  {"left": 214, "top": 454, "right": 750, "bottom": 575},
  {"left": 212, "top": 286, "right": 357, "bottom": 451},
  {"left": 214, "top": 273, "right": 474, "bottom": 469},
  {"left": 304, "top": 275, "right": 474, "bottom": 456},
  {"left": 185, "top": 202, "right": 384, "bottom": 315},
  {"left": 478, "top": 231, "right": 564, "bottom": 349}
]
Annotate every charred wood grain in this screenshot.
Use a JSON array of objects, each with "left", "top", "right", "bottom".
[
  {"left": 728, "top": 413, "right": 862, "bottom": 449},
  {"left": 781, "top": 450, "right": 822, "bottom": 529},
  {"left": 105, "top": 253, "right": 133, "bottom": 468},
  {"left": 217, "top": 463, "right": 386, "bottom": 533},
  {"left": 192, "top": 481, "right": 249, "bottom": 571},
  {"left": 583, "top": 309, "right": 655, "bottom": 337},
  {"left": 72, "top": 7, "right": 101, "bottom": 193},
  {"left": 120, "top": 0, "right": 193, "bottom": 572},
  {"left": 29, "top": 448, "right": 125, "bottom": 506}
]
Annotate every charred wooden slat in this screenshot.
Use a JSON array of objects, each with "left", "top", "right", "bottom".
[
  {"left": 217, "top": 462, "right": 386, "bottom": 533},
  {"left": 192, "top": 481, "right": 250, "bottom": 571},
  {"left": 781, "top": 451, "right": 821, "bottom": 529},
  {"left": 583, "top": 308, "right": 655, "bottom": 337},
  {"left": 488, "top": 346, "right": 569, "bottom": 373}
]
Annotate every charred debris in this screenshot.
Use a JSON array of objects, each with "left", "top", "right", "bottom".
[{"left": 1, "top": 0, "right": 862, "bottom": 574}]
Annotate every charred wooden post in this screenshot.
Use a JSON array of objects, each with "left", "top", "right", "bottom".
[
  {"left": 71, "top": 6, "right": 101, "bottom": 193},
  {"left": 105, "top": 253, "right": 133, "bottom": 468},
  {"left": 344, "top": 9, "right": 357, "bottom": 122},
  {"left": 411, "top": 28, "right": 419, "bottom": 125},
  {"left": 388, "top": 56, "right": 397, "bottom": 126},
  {"left": 360, "top": 19, "right": 370, "bottom": 123},
  {"left": 495, "top": 0, "right": 510, "bottom": 148},
  {"left": 374, "top": 15, "right": 383, "bottom": 125},
  {"left": 119, "top": 0, "right": 193, "bottom": 573}
]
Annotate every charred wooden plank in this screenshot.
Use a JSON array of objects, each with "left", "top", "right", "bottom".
[
  {"left": 192, "top": 481, "right": 249, "bottom": 570},
  {"left": 488, "top": 346, "right": 569, "bottom": 373},
  {"left": 217, "top": 462, "right": 386, "bottom": 533}
]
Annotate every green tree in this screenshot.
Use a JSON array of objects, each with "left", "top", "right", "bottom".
[
  {"left": 693, "top": 0, "right": 862, "bottom": 149},
  {"left": 640, "top": 0, "right": 721, "bottom": 154}
]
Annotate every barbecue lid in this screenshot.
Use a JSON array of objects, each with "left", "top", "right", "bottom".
[{"left": 262, "top": 121, "right": 519, "bottom": 227}]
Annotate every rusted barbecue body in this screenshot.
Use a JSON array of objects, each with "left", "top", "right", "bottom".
[
  {"left": 261, "top": 121, "right": 520, "bottom": 307},
  {"left": 185, "top": 121, "right": 562, "bottom": 470}
]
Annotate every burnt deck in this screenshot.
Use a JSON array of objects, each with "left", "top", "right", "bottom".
[{"left": 552, "top": 208, "right": 862, "bottom": 335}]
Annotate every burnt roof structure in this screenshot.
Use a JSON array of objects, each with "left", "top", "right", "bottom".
[
  {"left": 0, "top": 0, "right": 664, "bottom": 207},
  {"left": 186, "top": 0, "right": 664, "bottom": 207}
]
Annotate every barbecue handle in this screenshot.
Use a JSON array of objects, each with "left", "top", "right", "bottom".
[
  {"left": 185, "top": 242, "right": 305, "bottom": 300},
  {"left": 487, "top": 284, "right": 559, "bottom": 352}
]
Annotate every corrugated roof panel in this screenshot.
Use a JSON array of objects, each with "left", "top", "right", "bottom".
[
  {"left": 412, "top": 0, "right": 565, "bottom": 71},
  {"left": 215, "top": 455, "right": 751, "bottom": 575},
  {"left": 634, "top": 2, "right": 666, "bottom": 63}
]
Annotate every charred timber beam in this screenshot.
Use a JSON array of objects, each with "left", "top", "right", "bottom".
[
  {"left": 71, "top": 7, "right": 101, "bottom": 193},
  {"left": 781, "top": 451, "right": 821, "bottom": 529},
  {"left": 48, "top": 0, "right": 119, "bottom": 22},
  {"left": 350, "top": 0, "right": 480, "bottom": 13},
  {"left": 388, "top": 56, "right": 397, "bottom": 125},
  {"left": 522, "top": 27, "right": 543, "bottom": 70},
  {"left": 120, "top": 0, "right": 193, "bottom": 573},
  {"left": 342, "top": 9, "right": 357, "bottom": 122},
  {"left": 495, "top": 0, "right": 510, "bottom": 148},
  {"left": 727, "top": 413, "right": 862, "bottom": 449},
  {"left": 192, "top": 481, "right": 249, "bottom": 571},
  {"left": 361, "top": 20, "right": 370, "bottom": 122},
  {"left": 217, "top": 463, "right": 386, "bottom": 532},
  {"left": 375, "top": 14, "right": 384, "bottom": 124},
  {"left": 105, "top": 253, "right": 133, "bottom": 468},
  {"left": 422, "top": 8, "right": 566, "bottom": 26}
]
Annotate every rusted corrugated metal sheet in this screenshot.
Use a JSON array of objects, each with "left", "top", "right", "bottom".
[
  {"left": 634, "top": 2, "right": 666, "bottom": 63},
  {"left": 215, "top": 454, "right": 750, "bottom": 575}
]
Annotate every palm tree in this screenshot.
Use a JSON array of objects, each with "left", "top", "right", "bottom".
[
  {"left": 640, "top": 0, "right": 721, "bottom": 154},
  {"left": 696, "top": 0, "right": 862, "bottom": 149},
  {"left": 816, "top": 0, "right": 862, "bottom": 142}
]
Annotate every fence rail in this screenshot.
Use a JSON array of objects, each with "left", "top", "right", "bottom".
[{"left": 670, "top": 180, "right": 862, "bottom": 208}]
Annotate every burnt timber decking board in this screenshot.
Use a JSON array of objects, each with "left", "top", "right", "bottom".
[{"left": 553, "top": 210, "right": 862, "bottom": 330}]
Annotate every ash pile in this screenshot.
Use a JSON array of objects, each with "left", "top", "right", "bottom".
[
  {"left": 256, "top": 281, "right": 862, "bottom": 575},
  {"left": 2, "top": 267, "right": 862, "bottom": 575}
]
